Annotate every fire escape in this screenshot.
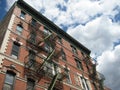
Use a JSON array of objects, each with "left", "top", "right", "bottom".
[
  {"left": 24, "top": 24, "right": 67, "bottom": 90},
  {"left": 82, "top": 56, "right": 97, "bottom": 90},
  {"left": 83, "top": 56, "right": 105, "bottom": 90}
]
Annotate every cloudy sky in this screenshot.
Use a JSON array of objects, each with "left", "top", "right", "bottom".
[{"left": 1, "top": 0, "right": 120, "bottom": 89}]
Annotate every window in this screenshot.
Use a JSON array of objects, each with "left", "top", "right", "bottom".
[
  {"left": 43, "top": 28, "right": 51, "bottom": 36},
  {"left": 11, "top": 41, "right": 20, "bottom": 59},
  {"left": 58, "top": 37, "right": 62, "bottom": 44},
  {"left": 3, "top": 71, "right": 16, "bottom": 90},
  {"left": 20, "top": 11, "right": 25, "bottom": 19},
  {"left": 16, "top": 24, "right": 23, "bottom": 35},
  {"left": 71, "top": 45, "right": 78, "bottom": 55},
  {"left": 61, "top": 49, "right": 66, "bottom": 60},
  {"left": 28, "top": 50, "right": 36, "bottom": 68},
  {"left": 80, "top": 76, "right": 90, "bottom": 90},
  {"left": 43, "top": 61, "right": 57, "bottom": 77},
  {"left": 65, "top": 70, "right": 71, "bottom": 83},
  {"left": 31, "top": 18, "right": 36, "bottom": 26},
  {"left": 29, "top": 31, "right": 36, "bottom": 44},
  {"left": 44, "top": 42, "right": 53, "bottom": 53},
  {"left": 75, "top": 58, "right": 83, "bottom": 70},
  {"left": 27, "top": 78, "right": 35, "bottom": 90}
]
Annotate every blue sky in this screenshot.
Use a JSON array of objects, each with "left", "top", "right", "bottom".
[
  {"left": 1, "top": 0, "right": 120, "bottom": 90},
  {"left": 0, "top": 0, "right": 7, "bottom": 20}
]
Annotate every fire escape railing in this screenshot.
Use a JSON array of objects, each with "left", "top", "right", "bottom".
[{"left": 24, "top": 27, "right": 67, "bottom": 89}]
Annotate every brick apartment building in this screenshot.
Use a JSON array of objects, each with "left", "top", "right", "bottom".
[{"left": 0, "top": 0, "right": 105, "bottom": 90}]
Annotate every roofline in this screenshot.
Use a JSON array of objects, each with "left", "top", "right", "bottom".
[{"left": 16, "top": 0, "right": 91, "bottom": 55}]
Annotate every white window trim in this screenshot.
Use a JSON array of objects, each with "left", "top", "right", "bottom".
[{"left": 77, "top": 73, "right": 91, "bottom": 90}]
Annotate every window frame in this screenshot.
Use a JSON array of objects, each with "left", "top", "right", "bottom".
[
  {"left": 28, "top": 50, "right": 36, "bottom": 68},
  {"left": 31, "top": 18, "right": 36, "bottom": 26},
  {"left": 65, "top": 69, "right": 72, "bottom": 84},
  {"left": 71, "top": 45, "right": 78, "bottom": 55},
  {"left": 43, "top": 61, "right": 58, "bottom": 77},
  {"left": 20, "top": 11, "right": 26, "bottom": 19},
  {"left": 61, "top": 49, "right": 66, "bottom": 60},
  {"left": 44, "top": 42, "right": 53, "bottom": 53},
  {"left": 58, "top": 37, "right": 62, "bottom": 44},
  {"left": 27, "top": 78, "right": 35, "bottom": 90},
  {"left": 3, "top": 71, "right": 16, "bottom": 90},
  {"left": 29, "top": 31, "right": 36, "bottom": 44},
  {"left": 16, "top": 24, "right": 23, "bottom": 35},
  {"left": 75, "top": 58, "right": 83, "bottom": 70},
  {"left": 11, "top": 41, "right": 20, "bottom": 59},
  {"left": 43, "top": 28, "right": 52, "bottom": 36},
  {"left": 79, "top": 76, "right": 90, "bottom": 90}
]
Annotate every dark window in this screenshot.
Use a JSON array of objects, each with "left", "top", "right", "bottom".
[
  {"left": 71, "top": 45, "right": 78, "bottom": 55},
  {"left": 75, "top": 58, "right": 83, "bottom": 70},
  {"left": 43, "top": 61, "right": 57, "bottom": 77},
  {"left": 66, "top": 71, "right": 71, "bottom": 83},
  {"left": 16, "top": 24, "right": 23, "bottom": 35},
  {"left": 27, "top": 78, "right": 35, "bottom": 90},
  {"left": 31, "top": 18, "right": 36, "bottom": 26},
  {"left": 43, "top": 28, "right": 51, "bottom": 36},
  {"left": 29, "top": 31, "right": 36, "bottom": 44},
  {"left": 28, "top": 50, "right": 36, "bottom": 68},
  {"left": 44, "top": 42, "right": 53, "bottom": 53},
  {"left": 11, "top": 41, "right": 20, "bottom": 59},
  {"left": 20, "top": 11, "right": 25, "bottom": 19},
  {"left": 3, "top": 71, "right": 16, "bottom": 90},
  {"left": 58, "top": 37, "right": 62, "bottom": 44},
  {"left": 53, "top": 87, "right": 60, "bottom": 90},
  {"left": 29, "top": 50, "right": 36, "bottom": 60},
  {"left": 61, "top": 49, "right": 66, "bottom": 60}
]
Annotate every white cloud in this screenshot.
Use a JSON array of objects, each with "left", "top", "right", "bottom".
[
  {"left": 97, "top": 45, "right": 120, "bottom": 90},
  {"left": 6, "top": 0, "right": 17, "bottom": 10},
  {"left": 67, "top": 16, "right": 120, "bottom": 55}
]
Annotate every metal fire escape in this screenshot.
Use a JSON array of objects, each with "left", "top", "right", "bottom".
[
  {"left": 83, "top": 56, "right": 97, "bottom": 80},
  {"left": 83, "top": 55, "right": 105, "bottom": 90},
  {"left": 24, "top": 26, "right": 67, "bottom": 89}
]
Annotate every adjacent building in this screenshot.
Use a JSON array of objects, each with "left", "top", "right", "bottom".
[{"left": 0, "top": 0, "right": 105, "bottom": 90}]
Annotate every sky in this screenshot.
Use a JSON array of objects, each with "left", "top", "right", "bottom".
[{"left": 1, "top": 0, "right": 120, "bottom": 89}]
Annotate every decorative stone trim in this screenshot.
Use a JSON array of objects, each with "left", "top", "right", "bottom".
[{"left": 0, "top": 14, "right": 15, "bottom": 69}]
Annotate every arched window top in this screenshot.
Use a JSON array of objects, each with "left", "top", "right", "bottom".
[
  {"left": 7, "top": 70, "right": 16, "bottom": 76},
  {"left": 17, "top": 24, "right": 23, "bottom": 28},
  {"left": 16, "top": 24, "right": 23, "bottom": 35}
]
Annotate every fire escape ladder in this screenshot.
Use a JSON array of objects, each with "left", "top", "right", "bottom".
[
  {"left": 36, "top": 49, "right": 55, "bottom": 73},
  {"left": 48, "top": 73, "right": 60, "bottom": 90},
  {"left": 37, "top": 33, "right": 52, "bottom": 45}
]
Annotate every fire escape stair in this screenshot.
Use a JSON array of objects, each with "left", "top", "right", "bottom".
[
  {"left": 36, "top": 49, "right": 55, "bottom": 73},
  {"left": 37, "top": 34, "right": 52, "bottom": 45},
  {"left": 48, "top": 73, "right": 60, "bottom": 90}
]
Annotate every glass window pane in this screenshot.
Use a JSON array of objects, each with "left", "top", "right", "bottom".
[
  {"left": 11, "top": 42, "right": 20, "bottom": 58},
  {"left": 71, "top": 45, "right": 78, "bottom": 55},
  {"left": 4, "top": 72, "right": 15, "bottom": 90},
  {"left": 75, "top": 59, "right": 83, "bottom": 70},
  {"left": 27, "top": 79, "right": 35, "bottom": 90},
  {"left": 30, "top": 32, "right": 36, "bottom": 43},
  {"left": 3, "top": 84, "right": 12, "bottom": 90},
  {"left": 5, "top": 74, "right": 14, "bottom": 84},
  {"left": 20, "top": 11, "right": 25, "bottom": 19},
  {"left": 31, "top": 19, "right": 36, "bottom": 26},
  {"left": 61, "top": 49, "right": 66, "bottom": 60},
  {"left": 17, "top": 26, "right": 23, "bottom": 32}
]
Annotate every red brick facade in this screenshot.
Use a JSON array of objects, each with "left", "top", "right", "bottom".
[{"left": 0, "top": 0, "right": 105, "bottom": 90}]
